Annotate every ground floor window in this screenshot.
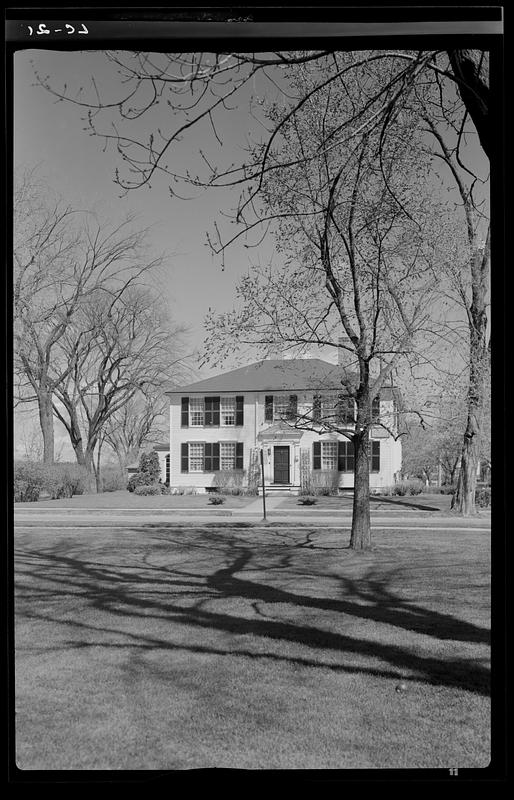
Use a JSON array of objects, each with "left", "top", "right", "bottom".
[
  {"left": 189, "top": 442, "right": 204, "bottom": 472},
  {"left": 165, "top": 454, "right": 170, "bottom": 484},
  {"left": 181, "top": 442, "right": 243, "bottom": 473},
  {"left": 313, "top": 439, "right": 375, "bottom": 473},
  {"left": 220, "top": 441, "right": 236, "bottom": 470},
  {"left": 321, "top": 441, "right": 338, "bottom": 470}
]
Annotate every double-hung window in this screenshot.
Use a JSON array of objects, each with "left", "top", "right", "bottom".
[
  {"left": 189, "top": 442, "right": 205, "bottom": 471},
  {"left": 338, "top": 396, "right": 356, "bottom": 424},
  {"left": 321, "top": 395, "right": 338, "bottom": 425},
  {"left": 266, "top": 394, "right": 298, "bottom": 421},
  {"left": 220, "top": 442, "right": 236, "bottom": 470},
  {"left": 221, "top": 397, "right": 236, "bottom": 426},
  {"left": 313, "top": 439, "right": 355, "bottom": 472},
  {"left": 190, "top": 398, "right": 205, "bottom": 427},
  {"left": 321, "top": 441, "right": 338, "bottom": 471}
]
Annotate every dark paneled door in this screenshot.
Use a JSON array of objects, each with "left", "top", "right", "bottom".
[{"left": 273, "top": 446, "right": 290, "bottom": 484}]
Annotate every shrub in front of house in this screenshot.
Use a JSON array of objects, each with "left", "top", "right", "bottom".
[
  {"left": 127, "top": 450, "right": 163, "bottom": 492},
  {"left": 212, "top": 469, "right": 246, "bottom": 495},
  {"left": 134, "top": 484, "right": 162, "bottom": 496},
  {"left": 298, "top": 496, "right": 317, "bottom": 505},
  {"left": 208, "top": 494, "right": 226, "bottom": 505},
  {"left": 14, "top": 460, "right": 45, "bottom": 502},
  {"left": 101, "top": 466, "right": 127, "bottom": 492},
  {"left": 43, "top": 463, "right": 88, "bottom": 499},
  {"left": 389, "top": 481, "right": 424, "bottom": 496},
  {"left": 311, "top": 470, "right": 340, "bottom": 496}
]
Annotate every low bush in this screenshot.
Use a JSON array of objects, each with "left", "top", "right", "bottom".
[
  {"left": 212, "top": 470, "right": 246, "bottom": 495},
  {"left": 15, "top": 461, "right": 87, "bottom": 501},
  {"left": 14, "top": 460, "right": 45, "bottom": 502},
  {"left": 475, "top": 487, "right": 491, "bottom": 508},
  {"left": 101, "top": 466, "right": 127, "bottom": 493},
  {"left": 208, "top": 495, "right": 226, "bottom": 505},
  {"left": 393, "top": 481, "right": 424, "bottom": 496},
  {"left": 424, "top": 484, "right": 456, "bottom": 495},
  {"left": 134, "top": 484, "right": 162, "bottom": 496},
  {"left": 43, "top": 463, "right": 88, "bottom": 499},
  {"left": 298, "top": 496, "right": 317, "bottom": 505},
  {"left": 311, "top": 470, "right": 340, "bottom": 496}
]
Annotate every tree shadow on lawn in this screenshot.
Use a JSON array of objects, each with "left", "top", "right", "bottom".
[
  {"left": 14, "top": 529, "right": 490, "bottom": 696},
  {"left": 369, "top": 496, "right": 442, "bottom": 512}
]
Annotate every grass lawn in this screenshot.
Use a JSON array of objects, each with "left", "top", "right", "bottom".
[
  {"left": 278, "top": 493, "right": 456, "bottom": 513},
  {"left": 16, "top": 489, "right": 256, "bottom": 509},
  {"left": 14, "top": 524, "right": 490, "bottom": 770}
]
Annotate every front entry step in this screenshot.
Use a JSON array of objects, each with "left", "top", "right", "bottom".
[{"left": 258, "top": 484, "right": 300, "bottom": 496}]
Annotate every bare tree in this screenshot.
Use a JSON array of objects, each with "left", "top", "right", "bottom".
[
  {"left": 51, "top": 286, "right": 187, "bottom": 491},
  {"left": 102, "top": 389, "right": 170, "bottom": 470},
  {"left": 34, "top": 48, "right": 491, "bottom": 511},
  {"left": 14, "top": 170, "right": 174, "bottom": 468},
  {"left": 203, "top": 68, "right": 447, "bottom": 549}
]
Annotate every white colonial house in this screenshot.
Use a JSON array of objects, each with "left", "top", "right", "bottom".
[{"left": 161, "top": 359, "right": 402, "bottom": 494}]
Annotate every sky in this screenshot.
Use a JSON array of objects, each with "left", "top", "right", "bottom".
[{"left": 14, "top": 49, "right": 274, "bottom": 369}]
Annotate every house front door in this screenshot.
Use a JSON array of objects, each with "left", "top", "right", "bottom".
[{"left": 273, "top": 446, "right": 290, "bottom": 484}]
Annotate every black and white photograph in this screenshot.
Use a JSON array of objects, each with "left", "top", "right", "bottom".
[{"left": 8, "top": 5, "right": 504, "bottom": 779}]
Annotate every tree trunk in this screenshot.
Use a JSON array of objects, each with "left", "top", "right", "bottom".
[
  {"left": 350, "top": 384, "right": 372, "bottom": 550},
  {"left": 38, "top": 390, "right": 54, "bottom": 464},
  {"left": 452, "top": 246, "right": 489, "bottom": 515},
  {"left": 95, "top": 439, "right": 104, "bottom": 493},
  {"left": 84, "top": 445, "right": 98, "bottom": 494}
]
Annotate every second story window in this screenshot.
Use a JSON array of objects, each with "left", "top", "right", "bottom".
[
  {"left": 190, "top": 397, "right": 205, "bottom": 426},
  {"left": 266, "top": 395, "right": 298, "bottom": 422},
  {"left": 221, "top": 397, "right": 236, "bottom": 426}
]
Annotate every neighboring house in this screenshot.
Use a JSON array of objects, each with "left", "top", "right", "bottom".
[
  {"left": 163, "top": 359, "right": 402, "bottom": 494},
  {"left": 126, "top": 444, "right": 170, "bottom": 483}
]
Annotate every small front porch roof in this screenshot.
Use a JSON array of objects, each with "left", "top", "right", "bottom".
[{"left": 257, "top": 422, "right": 305, "bottom": 442}]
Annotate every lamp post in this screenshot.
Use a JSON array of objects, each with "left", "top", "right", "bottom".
[{"left": 260, "top": 447, "right": 267, "bottom": 521}]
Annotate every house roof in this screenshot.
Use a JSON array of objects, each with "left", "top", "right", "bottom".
[{"left": 166, "top": 359, "right": 359, "bottom": 394}]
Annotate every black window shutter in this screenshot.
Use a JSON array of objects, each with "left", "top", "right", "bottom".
[
  {"left": 181, "top": 397, "right": 189, "bottom": 427},
  {"left": 313, "top": 441, "right": 321, "bottom": 470},
  {"left": 265, "top": 395, "right": 274, "bottom": 421},
  {"left": 347, "top": 439, "right": 355, "bottom": 472},
  {"left": 181, "top": 443, "right": 189, "bottom": 472},
  {"left": 338, "top": 441, "right": 345, "bottom": 472},
  {"left": 235, "top": 396, "right": 244, "bottom": 426},
  {"left": 372, "top": 395, "right": 380, "bottom": 420},
  {"left": 288, "top": 395, "right": 298, "bottom": 419},
  {"left": 213, "top": 397, "right": 220, "bottom": 426},
  {"left": 372, "top": 441, "right": 380, "bottom": 472},
  {"left": 313, "top": 395, "right": 321, "bottom": 423},
  {"left": 213, "top": 442, "right": 220, "bottom": 471},
  {"left": 235, "top": 442, "right": 243, "bottom": 470},
  {"left": 204, "top": 442, "right": 212, "bottom": 471}
]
